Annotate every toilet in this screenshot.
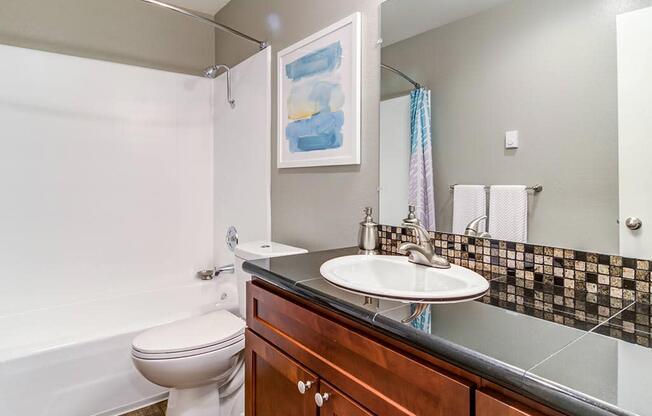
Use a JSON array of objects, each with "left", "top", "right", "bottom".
[{"left": 131, "top": 241, "right": 307, "bottom": 416}]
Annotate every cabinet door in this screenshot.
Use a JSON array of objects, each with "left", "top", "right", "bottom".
[
  {"left": 476, "top": 389, "right": 549, "bottom": 416},
  {"left": 246, "top": 330, "right": 318, "bottom": 416},
  {"left": 316, "top": 381, "right": 374, "bottom": 416}
]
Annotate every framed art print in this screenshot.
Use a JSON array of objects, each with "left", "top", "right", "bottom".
[{"left": 277, "top": 12, "right": 361, "bottom": 168}]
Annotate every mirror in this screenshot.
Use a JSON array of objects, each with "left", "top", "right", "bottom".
[{"left": 379, "top": 0, "right": 652, "bottom": 259}]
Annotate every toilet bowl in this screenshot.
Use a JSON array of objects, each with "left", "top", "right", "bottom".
[
  {"left": 131, "top": 241, "right": 307, "bottom": 416},
  {"left": 132, "top": 310, "right": 245, "bottom": 416}
]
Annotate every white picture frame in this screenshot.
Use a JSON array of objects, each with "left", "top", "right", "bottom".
[{"left": 277, "top": 12, "right": 361, "bottom": 168}]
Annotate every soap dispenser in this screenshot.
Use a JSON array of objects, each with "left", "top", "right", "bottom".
[
  {"left": 358, "top": 207, "right": 380, "bottom": 254},
  {"left": 403, "top": 205, "right": 420, "bottom": 225}
]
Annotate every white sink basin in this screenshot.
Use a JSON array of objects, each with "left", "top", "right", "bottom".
[{"left": 320, "top": 255, "right": 489, "bottom": 303}]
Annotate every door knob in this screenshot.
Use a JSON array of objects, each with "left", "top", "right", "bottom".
[
  {"left": 297, "top": 380, "right": 313, "bottom": 395},
  {"left": 625, "top": 217, "right": 643, "bottom": 230},
  {"left": 314, "top": 392, "right": 330, "bottom": 407}
]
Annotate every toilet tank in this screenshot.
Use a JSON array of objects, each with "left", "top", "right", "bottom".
[{"left": 234, "top": 241, "right": 307, "bottom": 318}]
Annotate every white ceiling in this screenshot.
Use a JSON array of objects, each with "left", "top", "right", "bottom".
[
  {"left": 166, "top": 0, "right": 231, "bottom": 16},
  {"left": 381, "top": 0, "right": 510, "bottom": 46}
]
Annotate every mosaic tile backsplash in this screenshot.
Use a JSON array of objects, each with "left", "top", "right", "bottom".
[{"left": 379, "top": 225, "right": 652, "bottom": 348}]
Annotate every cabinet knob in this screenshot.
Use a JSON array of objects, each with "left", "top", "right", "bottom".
[
  {"left": 297, "top": 380, "right": 313, "bottom": 395},
  {"left": 314, "top": 392, "right": 330, "bottom": 407}
]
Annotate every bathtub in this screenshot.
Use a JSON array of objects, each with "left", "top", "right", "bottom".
[{"left": 0, "top": 279, "right": 238, "bottom": 416}]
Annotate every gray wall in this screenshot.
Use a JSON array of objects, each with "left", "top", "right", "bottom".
[
  {"left": 214, "top": 0, "right": 380, "bottom": 251},
  {"left": 382, "top": 0, "right": 652, "bottom": 253},
  {"left": 0, "top": 0, "right": 215, "bottom": 74}
]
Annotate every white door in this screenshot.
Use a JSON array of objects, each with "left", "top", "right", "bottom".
[
  {"left": 618, "top": 6, "right": 652, "bottom": 258},
  {"left": 379, "top": 95, "right": 411, "bottom": 225}
]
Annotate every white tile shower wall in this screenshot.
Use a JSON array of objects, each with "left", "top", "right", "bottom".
[
  {"left": 213, "top": 48, "right": 272, "bottom": 266},
  {"left": 379, "top": 95, "right": 410, "bottom": 226},
  {"left": 0, "top": 44, "right": 214, "bottom": 316}
]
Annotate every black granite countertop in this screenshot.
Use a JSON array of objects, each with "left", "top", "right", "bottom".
[{"left": 244, "top": 247, "right": 652, "bottom": 416}]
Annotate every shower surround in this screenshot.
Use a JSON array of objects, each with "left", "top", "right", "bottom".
[{"left": 0, "top": 44, "right": 270, "bottom": 415}]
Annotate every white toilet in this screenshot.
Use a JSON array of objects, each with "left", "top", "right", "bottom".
[{"left": 131, "top": 241, "right": 307, "bottom": 416}]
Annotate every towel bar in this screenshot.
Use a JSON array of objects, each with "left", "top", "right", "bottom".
[{"left": 449, "top": 184, "right": 543, "bottom": 193}]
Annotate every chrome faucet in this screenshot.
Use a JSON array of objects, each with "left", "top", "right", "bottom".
[
  {"left": 464, "top": 215, "right": 491, "bottom": 238},
  {"left": 196, "top": 264, "right": 235, "bottom": 280},
  {"left": 398, "top": 206, "right": 450, "bottom": 269}
]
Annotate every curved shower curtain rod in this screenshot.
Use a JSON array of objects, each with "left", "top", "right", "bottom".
[
  {"left": 381, "top": 63, "right": 421, "bottom": 89},
  {"left": 139, "top": 0, "right": 268, "bottom": 50}
]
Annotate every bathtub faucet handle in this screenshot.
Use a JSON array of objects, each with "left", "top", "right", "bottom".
[{"left": 197, "top": 269, "right": 214, "bottom": 280}]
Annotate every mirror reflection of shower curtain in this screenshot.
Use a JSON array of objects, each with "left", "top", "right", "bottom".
[{"left": 409, "top": 88, "right": 436, "bottom": 231}]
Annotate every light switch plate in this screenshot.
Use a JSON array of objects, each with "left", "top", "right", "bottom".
[{"left": 505, "top": 130, "right": 519, "bottom": 149}]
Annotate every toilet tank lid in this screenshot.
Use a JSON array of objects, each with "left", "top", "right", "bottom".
[{"left": 235, "top": 241, "right": 307, "bottom": 261}]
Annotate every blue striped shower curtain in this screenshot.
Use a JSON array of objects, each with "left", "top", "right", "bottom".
[
  {"left": 409, "top": 88, "right": 436, "bottom": 231},
  {"left": 409, "top": 88, "right": 434, "bottom": 332}
]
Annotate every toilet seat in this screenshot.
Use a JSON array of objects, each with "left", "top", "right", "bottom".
[
  {"left": 132, "top": 332, "right": 244, "bottom": 360},
  {"left": 132, "top": 310, "right": 245, "bottom": 360}
]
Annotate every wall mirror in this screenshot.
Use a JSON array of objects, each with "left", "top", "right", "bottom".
[{"left": 379, "top": 0, "right": 652, "bottom": 259}]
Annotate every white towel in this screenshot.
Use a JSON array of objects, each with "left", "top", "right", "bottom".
[
  {"left": 452, "top": 185, "right": 486, "bottom": 234},
  {"left": 488, "top": 185, "right": 528, "bottom": 243}
]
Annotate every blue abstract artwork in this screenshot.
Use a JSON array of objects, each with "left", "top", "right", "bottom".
[
  {"left": 278, "top": 12, "right": 360, "bottom": 168},
  {"left": 286, "top": 110, "right": 344, "bottom": 152},
  {"left": 284, "top": 42, "right": 342, "bottom": 81},
  {"left": 284, "top": 41, "right": 345, "bottom": 153}
]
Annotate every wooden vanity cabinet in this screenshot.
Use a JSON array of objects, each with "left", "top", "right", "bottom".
[
  {"left": 246, "top": 280, "right": 565, "bottom": 416},
  {"left": 246, "top": 330, "right": 373, "bottom": 415},
  {"left": 245, "top": 330, "right": 317, "bottom": 415}
]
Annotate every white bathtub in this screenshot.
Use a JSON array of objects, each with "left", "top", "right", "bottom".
[{"left": 0, "top": 280, "right": 238, "bottom": 416}]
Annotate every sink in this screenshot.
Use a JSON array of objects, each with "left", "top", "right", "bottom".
[{"left": 320, "top": 255, "right": 489, "bottom": 303}]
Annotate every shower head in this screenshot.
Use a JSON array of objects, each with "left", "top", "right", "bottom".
[
  {"left": 203, "top": 64, "right": 231, "bottom": 79},
  {"left": 203, "top": 64, "right": 235, "bottom": 107},
  {"left": 203, "top": 65, "right": 220, "bottom": 79}
]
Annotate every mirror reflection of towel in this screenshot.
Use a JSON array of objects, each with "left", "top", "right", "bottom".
[
  {"left": 452, "top": 185, "right": 486, "bottom": 234},
  {"left": 488, "top": 185, "right": 528, "bottom": 243}
]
